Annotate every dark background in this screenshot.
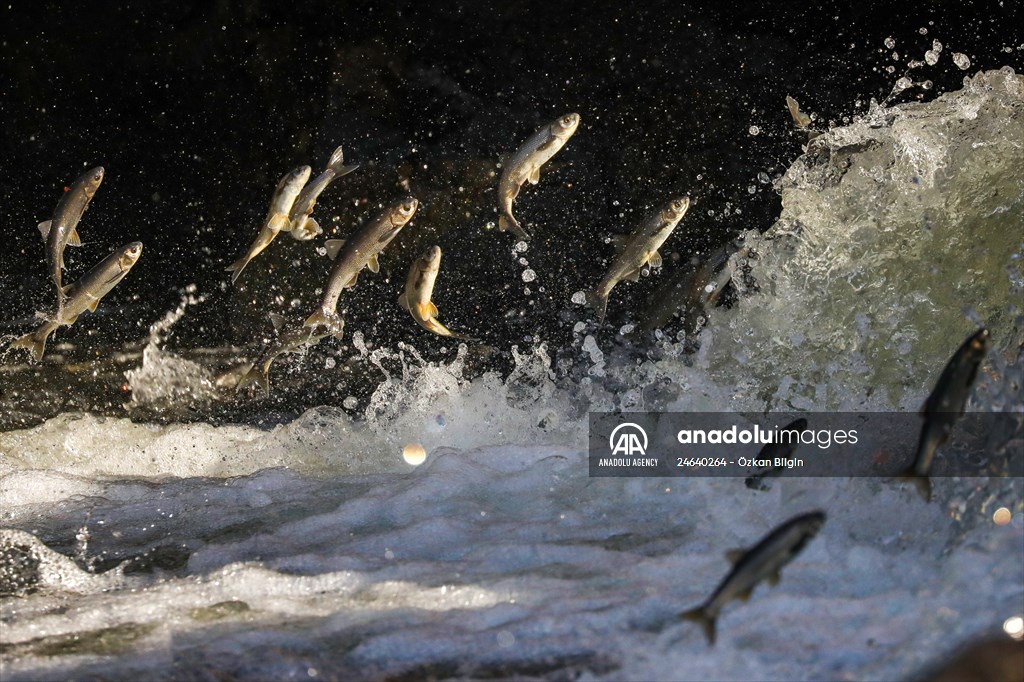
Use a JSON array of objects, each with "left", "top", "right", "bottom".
[{"left": 1, "top": 0, "right": 1021, "bottom": 415}]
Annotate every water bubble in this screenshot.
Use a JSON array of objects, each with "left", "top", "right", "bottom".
[
  {"left": 619, "top": 324, "right": 634, "bottom": 335},
  {"left": 952, "top": 53, "right": 971, "bottom": 70},
  {"left": 748, "top": 125, "right": 760, "bottom": 136},
  {"left": 884, "top": 37, "right": 896, "bottom": 49},
  {"left": 932, "top": 40, "right": 943, "bottom": 53},
  {"left": 918, "top": 27, "right": 928, "bottom": 35},
  {"left": 747, "top": 185, "right": 757, "bottom": 194},
  {"left": 894, "top": 77, "right": 913, "bottom": 93},
  {"left": 758, "top": 172, "right": 770, "bottom": 184},
  {"left": 342, "top": 396, "right": 358, "bottom": 409},
  {"left": 325, "top": 357, "right": 336, "bottom": 369},
  {"left": 924, "top": 50, "right": 939, "bottom": 66},
  {"left": 522, "top": 269, "right": 536, "bottom": 282},
  {"left": 514, "top": 241, "right": 528, "bottom": 253},
  {"left": 572, "top": 321, "right": 586, "bottom": 334},
  {"left": 571, "top": 291, "right": 586, "bottom": 305}
]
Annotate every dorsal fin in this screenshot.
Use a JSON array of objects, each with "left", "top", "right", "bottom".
[{"left": 268, "top": 312, "right": 286, "bottom": 331}]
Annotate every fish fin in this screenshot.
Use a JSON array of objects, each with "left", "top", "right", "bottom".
[
  {"left": 325, "top": 239, "right": 345, "bottom": 260},
  {"left": 398, "top": 292, "right": 410, "bottom": 311},
  {"left": 767, "top": 570, "right": 781, "bottom": 587},
  {"left": 427, "top": 301, "right": 438, "bottom": 318},
  {"left": 236, "top": 367, "right": 270, "bottom": 397},
  {"left": 498, "top": 214, "right": 531, "bottom": 241},
  {"left": 336, "top": 163, "right": 360, "bottom": 177},
  {"left": 378, "top": 225, "right": 403, "bottom": 243},
  {"left": 367, "top": 254, "right": 380, "bottom": 274},
  {"left": 624, "top": 268, "right": 642, "bottom": 283},
  {"left": 896, "top": 469, "right": 932, "bottom": 502},
  {"left": 38, "top": 220, "right": 51, "bottom": 239},
  {"left": 528, "top": 167, "right": 541, "bottom": 185},
  {"left": 10, "top": 324, "right": 56, "bottom": 362},
  {"left": 725, "top": 549, "right": 745, "bottom": 565},
  {"left": 648, "top": 250, "right": 663, "bottom": 269},
  {"left": 326, "top": 145, "right": 346, "bottom": 172},
  {"left": 289, "top": 216, "right": 319, "bottom": 241},
  {"left": 267, "top": 213, "right": 289, "bottom": 232},
  {"left": 268, "top": 312, "right": 287, "bottom": 331},
  {"left": 583, "top": 289, "right": 609, "bottom": 323},
  {"left": 680, "top": 607, "right": 716, "bottom": 646},
  {"left": 225, "top": 256, "right": 250, "bottom": 284},
  {"left": 736, "top": 586, "right": 754, "bottom": 602},
  {"left": 87, "top": 298, "right": 99, "bottom": 313},
  {"left": 303, "top": 216, "right": 321, "bottom": 237},
  {"left": 68, "top": 227, "right": 82, "bottom": 246},
  {"left": 344, "top": 272, "right": 360, "bottom": 289}
]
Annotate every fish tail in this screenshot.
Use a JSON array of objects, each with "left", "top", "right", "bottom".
[
  {"left": 896, "top": 469, "right": 932, "bottom": 502},
  {"left": 425, "top": 318, "right": 477, "bottom": 342},
  {"left": 10, "top": 324, "right": 57, "bottom": 362},
  {"left": 304, "top": 309, "right": 344, "bottom": 337},
  {"left": 236, "top": 366, "right": 270, "bottom": 397},
  {"left": 225, "top": 256, "right": 249, "bottom": 284},
  {"left": 680, "top": 606, "right": 717, "bottom": 645},
  {"left": 583, "top": 289, "right": 609, "bottom": 323},
  {"left": 326, "top": 146, "right": 359, "bottom": 178},
  {"left": 498, "top": 213, "right": 530, "bottom": 241}
]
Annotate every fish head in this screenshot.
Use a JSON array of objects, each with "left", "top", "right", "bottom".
[
  {"left": 84, "top": 167, "right": 105, "bottom": 197},
  {"left": 802, "top": 511, "right": 827, "bottom": 536},
  {"left": 392, "top": 196, "right": 419, "bottom": 226},
  {"left": 291, "top": 165, "right": 313, "bottom": 184},
  {"left": 419, "top": 245, "right": 442, "bottom": 269},
  {"left": 552, "top": 113, "right": 581, "bottom": 140},
  {"left": 118, "top": 241, "right": 144, "bottom": 271},
  {"left": 967, "top": 328, "right": 990, "bottom": 357},
  {"left": 663, "top": 196, "right": 691, "bottom": 223}
]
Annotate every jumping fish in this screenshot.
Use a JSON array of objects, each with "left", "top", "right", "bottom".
[
  {"left": 897, "top": 328, "right": 990, "bottom": 502},
  {"left": 11, "top": 242, "right": 143, "bottom": 361},
  {"left": 497, "top": 113, "right": 580, "bottom": 240},
  {"left": 786, "top": 95, "right": 812, "bottom": 129},
  {"left": 586, "top": 196, "right": 690, "bottom": 322},
  {"left": 236, "top": 313, "right": 329, "bottom": 396},
  {"left": 304, "top": 196, "right": 418, "bottom": 333},
  {"left": 39, "top": 166, "right": 105, "bottom": 311},
  {"left": 398, "top": 245, "right": 476, "bottom": 341},
  {"left": 744, "top": 417, "right": 810, "bottom": 491},
  {"left": 681, "top": 510, "right": 826, "bottom": 645},
  {"left": 287, "top": 146, "right": 359, "bottom": 241},
  {"left": 225, "top": 165, "right": 311, "bottom": 283}
]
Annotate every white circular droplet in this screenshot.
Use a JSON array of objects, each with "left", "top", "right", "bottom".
[
  {"left": 748, "top": 125, "right": 760, "bottom": 136},
  {"left": 497, "top": 630, "right": 516, "bottom": 648},
  {"left": 1004, "top": 616, "right": 1024, "bottom": 640},
  {"left": 952, "top": 53, "right": 971, "bottom": 70},
  {"left": 522, "top": 268, "right": 536, "bottom": 282},
  {"left": 343, "top": 396, "right": 358, "bottom": 409},
  {"left": 571, "top": 291, "right": 587, "bottom": 305},
  {"left": 325, "top": 357, "right": 336, "bottom": 369},
  {"left": 402, "top": 443, "right": 427, "bottom": 466}
]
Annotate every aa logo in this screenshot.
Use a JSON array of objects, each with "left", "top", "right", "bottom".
[{"left": 609, "top": 422, "right": 648, "bottom": 456}]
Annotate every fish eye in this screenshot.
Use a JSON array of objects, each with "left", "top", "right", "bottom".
[{"left": 561, "top": 116, "right": 573, "bottom": 126}]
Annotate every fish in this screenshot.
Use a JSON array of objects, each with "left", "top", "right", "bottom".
[
  {"left": 398, "top": 245, "right": 476, "bottom": 341},
  {"left": 786, "top": 95, "right": 812, "bottom": 128},
  {"left": 236, "top": 313, "right": 329, "bottom": 396},
  {"left": 10, "top": 242, "right": 143, "bottom": 361},
  {"left": 897, "top": 328, "right": 990, "bottom": 502},
  {"left": 304, "top": 196, "right": 419, "bottom": 333},
  {"left": 585, "top": 196, "right": 690, "bottom": 322},
  {"left": 225, "top": 165, "right": 312, "bottom": 283},
  {"left": 641, "top": 241, "right": 749, "bottom": 334},
  {"left": 287, "top": 146, "right": 359, "bottom": 241},
  {"left": 39, "top": 166, "right": 105, "bottom": 311},
  {"left": 744, "top": 417, "right": 810, "bottom": 491},
  {"left": 497, "top": 113, "right": 580, "bottom": 240},
  {"left": 680, "top": 510, "right": 826, "bottom": 645}
]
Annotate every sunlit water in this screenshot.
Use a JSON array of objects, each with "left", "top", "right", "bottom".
[{"left": 2, "top": 70, "right": 1023, "bottom": 681}]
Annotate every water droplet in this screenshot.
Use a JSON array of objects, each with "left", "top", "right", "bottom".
[
  {"left": 748, "top": 125, "right": 760, "bottom": 135},
  {"left": 343, "top": 396, "right": 358, "bottom": 409},
  {"left": 402, "top": 443, "right": 427, "bottom": 466},
  {"left": 325, "top": 357, "right": 336, "bottom": 369},
  {"left": 571, "top": 291, "right": 586, "bottom": 305},
  {"left": 747, "top": 185, "right": 757, "bottom": 194},
  {"left": 924, "top": 50, "right": 939, "bottom": 66},
  {"left": 514, "top": 241, "right": 528, "bottom": 253},
  {"left": 757, "top": 172, "right": 770, "bottom": 184},
  {"left": 884, "top": 37, "right": 896, "bottom": 49},
  {"left": 894, "top": 77, "right": 913, "bottom": 92},
  {"left": 522, "top": 268, "right": 536, "bottom": 282},
  {"left": 952, "top": 53, "right": 971, "bottom": 70}
]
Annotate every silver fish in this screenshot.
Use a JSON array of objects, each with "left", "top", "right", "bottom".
[
  {"left": 236, "top": 313, "right": 329, "bottom": 396},
  {"left": 304, "top": 196, "right": 419, "bottom": 333},
  {"left": 39, "top": 166, "right": 105, "bottom": 311},
  {"left": 681, "top": 511, "right": 826, "bottom": 645},
  {"left": 497, "top": 113, "right": 580, "bottom": 240},
  {"left": 898, "top": 327, "right": 990, "bottom": 502},
  {"left": 586, "top": 196, "right": 690, "bottom": 322},
  {"left": 225, "top": 165, "right": 311, "bottom": 283},
  {"left": 11, "top": 242, "right": 143, "bottom": 361},
  {"left": 744, "top": 418, "right": 810, "bottom": 491},
  {"left": 398, "top": 246, "right": 476, "bottom": 341},
  {"left": 287, "top": 146, "right": 359, "bottom": 241}
]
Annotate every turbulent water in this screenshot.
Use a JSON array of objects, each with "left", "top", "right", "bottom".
[{"left": 2, "top": 71, "right": 1024, "bottom": 681}]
